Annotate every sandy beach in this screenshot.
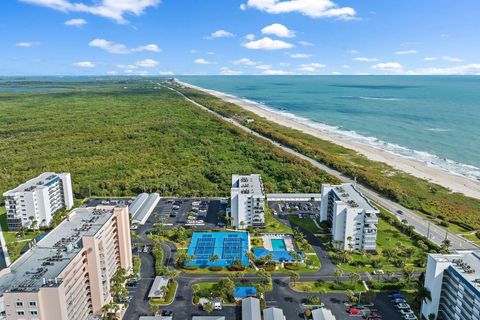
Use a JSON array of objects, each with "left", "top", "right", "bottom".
[{"left": 179, "top": 81, "right": 480, "bottom": 199}]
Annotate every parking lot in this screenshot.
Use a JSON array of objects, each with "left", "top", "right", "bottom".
[
  {"left": 268, "top": 200, "right": 321, "bottom": 218},
  {"left": 145, "top": 197, "right": 228, "bottom": 230},
  {"left": 82, "top": 197, "right": 134, "bottom": 207}
]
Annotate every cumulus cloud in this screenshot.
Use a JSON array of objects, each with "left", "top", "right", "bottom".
[
  {"left": 194, "top": 58, "right": 215, "bottom": 65},
  {"left": 159, "top": 71, "right": 174, "bottom": 75},
  {"left": 72, "top": 61, "right": 95, "bottom": 68},
  {"left": 413, "top": 64, "right": 480, "bottom": 75},
  {"left": 245, "top": 34, "right": 256, "bottom": 41},
  {"left": 395, "top": 50, "right": 417, "bottom": 55},
  {"left": 89, "top": 39, "right": 160, "bottom": 54},
  {"left": 289, "top": 53, "right": 312, "bottom": 58},
  {"left": 442, "top": 56, "right": 462, "bottom": 62},
  {"left": 135, "top": 59, "right": 158, "bottom": 68},
  {"left": 15, "top": 41, "right": 39, "bottom": 47},
  {"left": 233, "top": 58, "right": 257, "bottom": 66},
  {"left": 298, "top": 41, "right": 314, "bottom": 46},
  {"left": 353, "top": 57, "right": 379, "bottom": 62},
  {"left": 424, "top": 57, "right": 437, "bottom": 61},
  {"left": 348, "top": 49, "right": 359, "bottom": 54},
  {"left": 220, "top": 67, "right": 243, "bottom": 75},
  {"left": 206, "top": 30, "right": 235, "bottom": 39},
  {"left": 261, "top": 69, "right": 291, "bottom": 75},
  {"left": 298, "top": 62, "right": 326, "bottom": 72},
  {"left": 256, "top": 64, "right": 272, "bottom": 70},
  {"left": 241, "top": 0, "right": 356, "bottom": 20},
  {"left": 371, "top": 62, "right": 404, "bottom": 74},
  {"left": 243, "top": 37, "right": 294, "bottom": 50},
  {"left": 261, "top": 23, "right": 295, "bottom": 38},
  {"left": 65, "top": 18, "right": 87, "bottom": 26},
  {"left": 20, "top": 0, "right": 159, "bottom": 24}
]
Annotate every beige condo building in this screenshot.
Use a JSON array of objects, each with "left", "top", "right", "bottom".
[{"left": 0, "top": 205, "right": 132, "bottom": 320}]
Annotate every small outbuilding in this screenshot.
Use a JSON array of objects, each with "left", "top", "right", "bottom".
[{"left": 148, "top": 276, "right": 169, "bottom": 299}]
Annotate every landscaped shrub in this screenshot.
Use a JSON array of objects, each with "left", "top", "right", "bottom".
[
  {"left": 371, "top": 260, "right": 383, "bottom": 268},
  {"left": 228, "top": 265, "right": 246, "bottom": 271},
  {"left": 284, "top": 263, "right": 301, "bottom": 270},
  {"left": 193, "top": 295, "right": 200, "bottom": 304},
  {"left": 183, "top": 266, "right": 198, "bottom": 271},
  {"left": 264, "top": 264, "right": 275, "bottom": 271},
  {"left": 209, "top": 266, "right": 223, "bottom": 271}
]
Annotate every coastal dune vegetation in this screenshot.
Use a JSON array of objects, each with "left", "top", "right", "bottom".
[
  {"left": 172, "top": 83, "right": 480, "bottom": 232},
  {"left": 0, "top": 80, "right": 337, "bottom": 201}
]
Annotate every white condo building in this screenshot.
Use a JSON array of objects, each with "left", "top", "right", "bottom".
[
  {"left": 320, "top": 183, "right": 378, "bottom": 251},
  {"left": 230, "top": 174, "right": 265, "bottom": 229},
  {"left": 3, "top": 173, "right": 73, "bottom": 230},
  {"left": 421, "top": 251, "right": 480, "bottom": 320}
]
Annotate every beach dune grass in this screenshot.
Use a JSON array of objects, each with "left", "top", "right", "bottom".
[{"left": 173, "top": 84, "right": 480, "bottom": 231}]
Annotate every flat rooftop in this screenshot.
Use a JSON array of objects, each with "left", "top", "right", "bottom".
[
  {"left": 3, "top": 172, "right": 65, "bottom": 195},
  {"left": 330, "top": 184, "right": 377, "bottom": 211},
  {"left": 431, "top": 251, "right": 480, "bottom": 290},
  {"left": 232, "top": 174, "right": 263, "bottom": 196},
  {"left": 0, "top": 206, "right": 116, "bottom": 293}
]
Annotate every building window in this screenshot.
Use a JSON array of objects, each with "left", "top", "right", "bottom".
[
  {"left": 17, "top": 311, "right": 25, "bottom": 316},
  {"left": 29, "top": 302, "right": 36, "bottom": 307},
  {"left": 16, "top": 302, "right": 23, "bottom": 307},
  {"left": 30, "top": 310, "right": 38, "bottom": 315}
]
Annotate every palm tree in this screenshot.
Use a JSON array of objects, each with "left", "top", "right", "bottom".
[
  {"left": 310, "top": 295, "right": 320, "bottom": 305},
  {"left": 289, "top": 271, "right": 300, "bottom": 286},
  {"left": 334, "top": 269, "right": 343, "bottom": 283},
  {"left": 246, "top": 251, "right": 257, "bottom": 264},
  {"left": 349, "top": 272, "right": 361, "bottom": 285},
  {"left": 192, "top": 284, "right": 200, "bottom": 296},
  {"left": 256, "top": 269, "right": 271, "bottom": 282},
  {"left": 318, "top": 287, "right": 327, "bottom": 303},
  {"left": 346, "top": 236, "right": 353, "bottom": 251},
  {"left": 209, "top": 254, "right": 220, "bottom": 265},
  {"left": 415, "top": 286, "right": 432, "bottom": 304},
  {"left": 402, "top": 267, "right": 415, "bottom": 285},
  {"left": 204, "top": 302, "right": 214, "bottom": 314}
]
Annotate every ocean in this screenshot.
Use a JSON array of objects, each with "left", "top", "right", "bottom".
[{"left": 178, "top": 76, "right": 480, "bottom": 182}]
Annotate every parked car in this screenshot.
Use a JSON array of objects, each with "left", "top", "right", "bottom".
[
  {"left": 396, "top": 303, "right": 411, "bottom": 309},
  {"left": 403, "top": 314, "right": 417, "bottom": 320},
  {"left": 143, "top": 246, "right": 149, "bottom": 253},
  {"left": 393, "top": 298, "right": 407, "bottom": 304},
  {"left": 396, "top": 210, "right": 403, "bottom": 215},
  {"left": 372, "top": 269, "right": 385, "bottom": 275},
  {"left": 400, "top": 309, "right": 414, "bottom": 316},
  {"left": 192, "top": 201, "right": 200, "bottom": 206},
  {"left": 161, "top": 310, "right": 173, "bottom": 317}
]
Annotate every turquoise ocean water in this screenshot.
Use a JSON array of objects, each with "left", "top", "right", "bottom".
[{"left": 178, "top": 76, "right": 480, "bottom": 182}]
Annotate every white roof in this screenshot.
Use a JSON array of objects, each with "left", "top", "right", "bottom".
[
  {"left": 242, "top": 297, "right": 261, "bottom": 320},
  {"left": 3, "top": 172, "right": 68, "bottom": 196},
  {"left": 191, "top": 317, "right": 225, "bottom": 320},
  {"left": 312, "top": 308, "right": 336, "bottom": 320},
  {"left": 263, "top": 307, "right": 285, "bottom": 320},
  {"left": 148, "top": 276, "right": 169, "bottom": 298}
]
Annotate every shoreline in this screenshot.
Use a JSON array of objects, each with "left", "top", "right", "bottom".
[{"left": 178, "top": 80, "right": 480, "bottom": 199}]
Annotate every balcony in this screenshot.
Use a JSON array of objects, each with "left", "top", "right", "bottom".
[{"left": 364, "top": 213, "right": 378, "bottom": 224}]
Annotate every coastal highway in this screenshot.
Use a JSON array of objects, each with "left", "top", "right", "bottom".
[{"left": 164, "top": 83, "right": 478, "bottom": 251}]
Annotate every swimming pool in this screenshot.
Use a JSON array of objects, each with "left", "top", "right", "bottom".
[
  {"left": 186, "top": 232, "right": 249, "bottom": 267},
  {"left": 271, "top": 239, "right": 287, "bottom": 251}
]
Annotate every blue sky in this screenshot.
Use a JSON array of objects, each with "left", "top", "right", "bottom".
[{"left": 1, "top": 0, "right": 479, "bottom": 76}]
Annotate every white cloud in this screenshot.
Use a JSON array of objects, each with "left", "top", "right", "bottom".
[
  {"left": 89, "top": 39, "right": 160, "bottom": 54},
  {"left": 20, "top": 0, "right": 160, "bottom": 24},
  {"left": 159, "top": 71, "right": 174, "bottom": 75},
  {"left": 72, "top": 61, "right": 95, "bottom": 68},
  {"left": 332, "top": 71, "right": 342, "bottom": 75},
  {"left": 262, "top": 69, "right": 291, "bottom": 75},
  {"left": 371, "top": 62, "right": 404, "bottom": 74},
  {"left": 348, "top": 49, "right": 359, "bottom": 54},
  {"left": 220, "top": 67, "right": 243, "bottom": 75},
  {"left": 233, "top": 58, "right": 257, "bottom": 66},
  {"left": 135, "top": 59, "right": 158, "bottom": 68},
  {"left": 243, "top": 37, "right": 294, "bottom": 50},
  {"left": 261, "top": 23, "right": 295, "bottom": 38},
  {"left": 194, "top": 58, "right": 214, "bottom": 65},
  {"left": 65, "top": 18, "right": 87, "bottom": 26},
  {"left": 298, "top": 62, "right": 326, "bottom": 72},
  {"left": 245, "top": 34, "right": 256, "bottom": 41},
  {"left": 289, "top": 53, "right": 312, "bottom": 58},
  {"left": 15, "top": 41, "right": 38, "bottom": 47},
  {"left": 256, "top": 64, "right": 272, "bottom": 70},
  {"left": 117, "top": 64, "right": 137, "bottom": 70},
  {"left": 206, "top": 30, "right": 235, "bottom": 39},
  {"left": 107, "top": 70, "right": 117, "bottom": 75},
  {"left": 241, "top": 0, "right": 356, "bottom": 19},
  {"left": 395, "top": 50, "right": 417, "bottom": 55},
  {"left": 424, "top": 57, "right": 437, "bottom": 61},
  {"left": 353, "top": 57, "right": 379, "bottom": 62},
  {"left": 342, "top": 65, "right": 350, "bottom": 68},
  {"left": 412, "top": 64, "right": 480, "bottom": 75},
  {"left": 279, "top": 62, "right": 290, "bottom": 66},
  {"left": 442, "top": 56, "right": 462, "bottom": 62},
  {"left": 298, "top": 41, "right": 314, "bottom": 46}
]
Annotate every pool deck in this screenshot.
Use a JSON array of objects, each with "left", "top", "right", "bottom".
[{"left": 261, "top": 233, "right": 295, "bottom": 251}]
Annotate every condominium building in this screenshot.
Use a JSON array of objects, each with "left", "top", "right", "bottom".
[
  {"left": 421, "top": 251, "right": 480, "bottom": 320},
  {"left": 230, "top": 174, "right": 265, "bottom": 229},
  {"left": 3, "top": 172, "right": 74, "bottom": 230},
  {"left": 0, "top": 206, "right": 132, "bottom": 320},
  {"left": 320, "top": 183, "right": 378, "bottom": 251}
]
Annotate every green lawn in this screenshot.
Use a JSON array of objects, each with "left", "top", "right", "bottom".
[
  {"left": 292, "top": 281, "right": 366, "bottom": 293},
  {"left": 263, "top": 209, "right": 292, "bottom": 233},
  {"left": 288, "top": 215, "right": 321, "bottom": 234},
  {"left": 0, "top": 208, "right": 42, "bottom": 262},
  {"left": 150, "top": 281, "right": 177, "bottom": 305}
]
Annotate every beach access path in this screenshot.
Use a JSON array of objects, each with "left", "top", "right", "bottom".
[{"left": 164, "top": 82, "right": 478, "bottom": 251}]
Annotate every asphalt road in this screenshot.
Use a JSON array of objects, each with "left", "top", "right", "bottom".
[{"left": 165, "top": 83, "right": 478, "bottom": 251}]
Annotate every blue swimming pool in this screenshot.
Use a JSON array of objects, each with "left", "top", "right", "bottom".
[
  {"left": 186, "top": 232, "right": 249, "bottom": 267},
  {"left": 234, "top": 286, "right": 257, "bottom": 298},
  {"left": 271, "top": 239, "right": 287, "bottom": 251}
]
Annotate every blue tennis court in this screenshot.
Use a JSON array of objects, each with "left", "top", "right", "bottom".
[{"left": 186, "top": 232, "right": 249, "bottom": 267}]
